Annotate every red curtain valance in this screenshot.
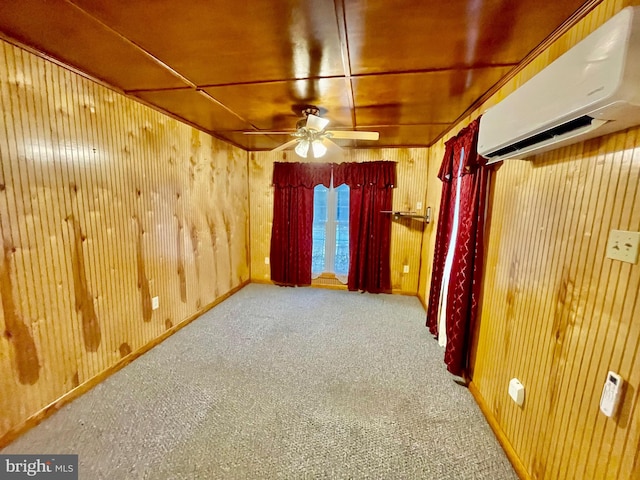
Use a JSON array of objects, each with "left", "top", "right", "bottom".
[
  {"left": 272, "top": 162, "right": 332, "bottom": 188},
  {"left": 334, "top": 161, "right": 396, "bottom": 189},
  {"left": 273, "top": 161, "right": 396, "bottom": 189},
  {"left": 438, "top": 121, "right": 485, "bottom": 182}
]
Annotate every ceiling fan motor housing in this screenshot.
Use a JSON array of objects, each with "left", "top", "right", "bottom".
[
  {"left": 296, "top": 106, "right": 322, "bottom": 130},
  {"left": 301, "top": 106, "right": 321, "bottom": 117}
]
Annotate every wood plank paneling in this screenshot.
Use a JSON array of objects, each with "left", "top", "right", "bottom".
[
  {"left": 0, "top": 0, "right": 603, "bottom": 151},
  {"left": 249, "top": 148, "right": 428, "bottom": 294},
  {"left": 470, "top": 127, "right": 640, "bottom": 480},
  {"left": 344, "top": 0, "right": 589, "bottom": 74},
  {"left": 417, "top": 146, "right": 443, "bottom": 305},
  {"left": 417, "top": 0, "right": 640, "bottom": 478},
  {"left": 0, "top": 39, "right": 249, "bottom": 443}
]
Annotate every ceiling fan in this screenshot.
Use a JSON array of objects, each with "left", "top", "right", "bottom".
[{"left": 243, "top": 106, "right": 379, "bottom": 158}]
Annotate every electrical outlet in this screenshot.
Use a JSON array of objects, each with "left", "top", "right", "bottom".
[
  {"left": 152, "top": 296, "right": 159, "bottom": 310},
  {"left": 606, "top": 230, "right": 640, "bottom": 264},
  {"left": 416, "top": 201, "right": 423, "bottom": 211},
  {"left": 403, "top": 265, "right": 410, "bottom": 274},
  {"left": 264, "top": 257, "right": 270, "bottom": 265}
]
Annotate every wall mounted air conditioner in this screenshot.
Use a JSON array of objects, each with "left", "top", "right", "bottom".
[{"left": 478, "top": 6, "right": 640, "bottom": 164}]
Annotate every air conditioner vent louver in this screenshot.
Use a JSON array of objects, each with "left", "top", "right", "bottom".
[
  {"left": 478, "top": 6, "right": 640, "bottom": 164},
  {"left": 485, "top": 115, "right": 595, "bottom": 159}
]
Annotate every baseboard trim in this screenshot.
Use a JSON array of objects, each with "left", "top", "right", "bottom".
[
  {"left": 0, "top": 280, "right": 250, "bottom": 449},
  {"left": 250, "top": 278, "right": 274, "bottom": 285},
  {"left": 391, "top": 289, "right": 419, "bottom": 296},
  {"left": 468, "top": 381, "right": 530, "bottom": 480}
]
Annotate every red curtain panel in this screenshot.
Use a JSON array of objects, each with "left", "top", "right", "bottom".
[
  {"left": 270, "top": 162, "right": 332, "bottom": 286},
  {"left": 427, "top": 118, "right": 490, "bottom": 376},
  {"left": 426, "top": 141, "right": 457, "bottom": 336},
  {"left": 334, "top": 161, "right": 396, "bottom": 293}
]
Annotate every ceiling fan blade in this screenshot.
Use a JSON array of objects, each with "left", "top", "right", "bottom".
[
  {"left": 243, "top": 131, "right": 293, "bottom": 135},
  {"left": 306, "top": 114, "right": 330, "bottom": 132},
  {"left": 327, "top": 130, "right": 379, "bottom": 140},
  {"left": 322, "top": 137, "right": 343, "bottom": 153},
  {"left": 270, "top": 139, "right": 299, "bottom": 153}
]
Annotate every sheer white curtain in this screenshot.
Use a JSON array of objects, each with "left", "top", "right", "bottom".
[{"left": 437, "top": 148, "right": 465, "bottom": 347}]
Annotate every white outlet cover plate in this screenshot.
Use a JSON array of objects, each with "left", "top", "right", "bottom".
[
  {"left": 152, "top": 296, "right": 159, "bottom": 310},
  {"left": 403, "top": 265, "right": 410, "bottom": 273},
  {"left": 509, "top": 378, "right": 525, "bottom": 406},
  {"left": 265, "top": 257, "right": 270, "bottom": 265},
  {"left": 606, "top": 230, "right": 640, "bottom": 264}
]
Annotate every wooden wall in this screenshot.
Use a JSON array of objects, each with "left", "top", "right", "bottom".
[
  {"left": 417, "top": 147, "right": 442, "bottom": 306},
  {"left": 418, "top": 0, "right": 640, "bottom": 478},
  {"left": 249, "top": 149, "right": 429, "bottom": 294},
  {"left": 0, "top": 40, "right": 249, "bottom": 442}
]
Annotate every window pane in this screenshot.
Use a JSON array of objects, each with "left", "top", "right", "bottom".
[
  {"left": 312, "top": 183, "right": 349, "bottom": 277},
  {"left": 312, "top": 225, "right": 325, "bottom": 274},
  {"left": 312, "top": 185, "right": 328, "bottom": 273},
  {"left": 334, "top": 185, "right": 349, "bottom": 275},
  {"left": 335, "top": 223, "right": 349, "bottom": 275},
  {"left": 313, "top": 185, "right": 328, "bottom": 222},
  {"left": 336, "top": 184, "right": 349, "bottom": 222}
]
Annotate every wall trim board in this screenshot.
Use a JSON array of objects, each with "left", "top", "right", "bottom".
[
  {"left": 468, "top": 381, "right": 530, "bottom": 480},
  {"left": 0, "top": 280, "right": 250, "bottom": 449},
  {"left": 246, "top": 152, "right": 253, "bottom": 281}
]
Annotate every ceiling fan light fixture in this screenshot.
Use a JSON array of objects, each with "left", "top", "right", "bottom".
[
  {"left": 251, "top": 105, "right": 378, "bottom": 154},
  {"left": 307, "top": 114, "right": 330, "bottom": 132},
  {"left": 295, "top": 139, "right": 310, "bottom": 158},
  {"left": 311, "top": 140, "right": 327, "bottom": 158}
]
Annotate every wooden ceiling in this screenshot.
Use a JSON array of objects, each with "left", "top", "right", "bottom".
[{"left": 0, "top": 0, "right": 595, "bottom": 150}]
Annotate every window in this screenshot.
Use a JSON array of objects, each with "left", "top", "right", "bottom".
[{"left": 312, "top": 182, "right": 349, "bottom": 281}]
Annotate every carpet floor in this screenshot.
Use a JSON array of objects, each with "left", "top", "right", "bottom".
[{"left": 2, "top": 284, "right": 517, "bottom": 479}]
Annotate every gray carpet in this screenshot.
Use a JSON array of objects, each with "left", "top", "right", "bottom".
[{"left": 2, "top": 284, "right": 517, "bottom": 479}]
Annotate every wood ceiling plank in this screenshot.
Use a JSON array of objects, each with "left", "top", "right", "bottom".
[
  {"left": 69, "top": 0, "right": 346, "bottom": 86},
  {"left": 0, "top": 0, "right": 188, "bottom": 91},
  {"left": 352, "top": 67, "right": 513, "bottom": 125},
  {"left": 345, "top": 0, "right": 590, "bottom": 74},
  {"left": 0, "top": 0, "right": 599, "bottom": 150},
  {"left": 133, "top": 89, "right": 252, "bottom": 132},
  {"left": 204, "top": 78, "right": 353, "bottom": 131}
]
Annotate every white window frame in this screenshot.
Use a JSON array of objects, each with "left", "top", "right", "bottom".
[{"left": 312, "top": 179, "right": 348, "bottom": 284}]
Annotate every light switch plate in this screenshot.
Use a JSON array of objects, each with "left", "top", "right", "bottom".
[
  {"left": 606, "top": 230, "right": 640, "bottom": 264},
  {"left": 403, "top": 265, "right": 410, "bottom": 274},
  {"left": 416, "top": 201, "right": 423, "bottom": 211},
  {"left": 264, "top": 257, "right": 270, "bottom": 265},
  {"left": 151, "top": 296, "right": 159, "bottom": 310}
]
